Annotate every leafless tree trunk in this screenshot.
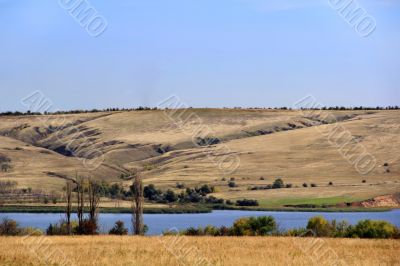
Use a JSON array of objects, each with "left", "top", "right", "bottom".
[
  {"left": 65, "top": 180, "right": 73, "bottom": 235},
  {"left": 131, "top": 169, "right": 144, "bottom": 235},
  {"left": 88, "top": 178, "right": 100, "bottom": 227},
  {"left": 76, "top": 176, "right": 85, "bottom": 233}
]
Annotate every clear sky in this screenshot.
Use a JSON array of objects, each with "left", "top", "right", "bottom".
[{"left": 0, "top": 0, "right": 399, "bottom": 111}]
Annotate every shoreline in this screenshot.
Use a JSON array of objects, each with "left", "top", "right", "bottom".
[{"left": 0, "top": 205, "right": 394, "bottom": 214}]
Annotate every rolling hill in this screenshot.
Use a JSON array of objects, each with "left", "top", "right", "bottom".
[{"left": 0, "top": 109, "right": 399, "bottom": 207}]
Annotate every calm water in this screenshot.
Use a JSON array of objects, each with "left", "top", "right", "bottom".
[{"left": 1, "top": 210, "right": 399, "bottom": 235}]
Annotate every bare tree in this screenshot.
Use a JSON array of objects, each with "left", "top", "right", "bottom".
[
  {"left": 65, "top": 180, "right": 73, "bottom": 235},
  {"left": 76, "top": 175, "right": 85, "bottom": 233},
  {"left": 88, "top": 178, "right": 100, "bottom": 228},
  {"left": 131, "top": 169, "right": 144, "bottom": 235}
]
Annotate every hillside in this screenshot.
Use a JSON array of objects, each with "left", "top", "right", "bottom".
[{"left": 0, "top": 109, "right": 399, "bottom": 207}]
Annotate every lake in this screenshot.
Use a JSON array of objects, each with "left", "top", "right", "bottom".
[{"left": 1, "top": 210, "right": 399, "bottom": 235}]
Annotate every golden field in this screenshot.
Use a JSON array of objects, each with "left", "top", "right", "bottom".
[
  {"left": 1, "top": 109, "right": 399, "bottom": 207},
  {"left": 0, "top": 236, "right": 399, "bottom": 266}
]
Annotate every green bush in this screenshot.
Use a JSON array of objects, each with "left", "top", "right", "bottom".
[
  {"left": 109, "top": 221, "right": 128, "bottom": 235},
  {"left": 232, "top": 216, "right": 277, "bottom": 236},
  {"left": 164, "top": 190, "right": 178, "bottom": 203},
  {"left": 177, "top": 216, "right": 399, "bottom": 239},
  {"left": 272, "top": 178, "right": 284, "bottom": 189},
  {"left": 306, "top": 216, "right": 332, "bottom": 237},
  {"left": 331, "top": 220, "right": 351, "bottom": 238},
  {"left": 351, "top": 220, "right": 397, "bottom": 239},
  {"left": 204, "top": 225, "right": 219, "bottom": 236},
  {"left": 248, "top": 216, "right": 277, "bottom": 236},
  {"left": 236, "top": 199, "right": 259, "bottom": 206},
  {"left": 143, "top": 184, "right": 162, "bottom": 200}
]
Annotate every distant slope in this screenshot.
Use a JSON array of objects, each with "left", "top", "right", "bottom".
[{"left": 0, "top": 109, "right": 399, "bottom": 204}]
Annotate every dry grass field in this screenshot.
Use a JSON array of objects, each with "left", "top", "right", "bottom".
[
  {"left": 0, "top": 236, "right": 399, "bottom": 266},
  {"left": 1, "top": 109, "right": 399, "bottom": 207}
]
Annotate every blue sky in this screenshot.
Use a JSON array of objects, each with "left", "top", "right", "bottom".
[{"left": 0, "top": 0, "right": 399, "bottom": 111}]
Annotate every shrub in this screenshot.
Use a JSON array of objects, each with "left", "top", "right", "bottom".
[
  {"left": 79, "top": 219, "right": 98, "bottom": 235},
  {"left": 109, "top": 221, "right": 128, "bottom": 235},
  {"left": 228, "top": 181, "right": 237, "bottom": 188},
  {"left": 383, "top": 162, "right": 389, "bottom": 167},
  {"left": 204, "top": 225, "right": 219, "bottom": 236},
  {"left": 180, "top": 190, "right": 203, "bottom": 203},
  {"left": 226, "top": 200, "right": 234, "bottom": 205},
  {"left": 46, "top": 220, "right": 79, "bottom": 235},
  {"left": 0, "top": 154, "right": 11, "bottom": 163},
  {"left": 248, "top": 216, "right": 277, "bottom": 236},
  {"left": 331, "top": 220, "right": 351, "bottom": 238},
  {"left": 0, "top": 163, "right": 11, "bottom": 172},
  {"left": 0, "top": 181, "right": 17, "bottom": 193},
  {"left": 307, "top": 216, "right": 332, "bottom": 237},
  {"left": 0, "top": 218, "right": 21, "bottom": 236},
  {"left": 231, "top": 218, "right": 251, "bottom": 236},
  {"left": 352, "top": 220, "right": 397, "bottom": 239},
  {"left": 362, "top": 180, "right": 366, "bottom": 183},
  {"left": 272, "top": 178, "right": 284, "bottom": 189},
  {"left": 143, "top": 184, "right": 162, "bottom": 200},
  {"left": 177, "top": 216, "right": 400, "bottom": 239},
  {"left": 230, "top": 178, "right": 235, "bottom": 181},
  {"left": 196, "top": 184, "right": 214, "bottom": 195},
  {"left": 285, "top": 228, "right": 310, "bottom": 237},
  {"left": 329, "top": 182, "right": 333, "bottom": 186},
  {"left": 310, "top": 183, "right": 317, "bottom": 187},
  {"left": 303, "top": 183, "right": 308, "bottom": 187},
  {"left": 164, "top": 190, "right": 178, "bottom": 203},
  {"left": 236, "top": 199, "right": 259, "bottom": 207},
  {"left": 232, "top": 216, "right": 277, "bottom": 236},
  {"left": 285, "top": 184, "right": 293, "bottom": 188},
  {"left": 218, "top": 226, "right": 231, "bottom": 236},
  {"left": 176, "top": 183, "right": 185, "bottom": 189},
  {"left": 259, "top": 177, "right": 265, "bottom": 180},
  {"left": 205, "top": 196, "right": 224, "bottom": 204},
  {"left": 22, "top": 227, "right": 44, "bottom": 236},
  {"left": 185, "top": 227, "right": 202, "bottom": 236}
]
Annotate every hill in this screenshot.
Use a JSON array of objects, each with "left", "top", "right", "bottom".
[{"left": 0, "top": 109, "right": 399, "bottom": 208}]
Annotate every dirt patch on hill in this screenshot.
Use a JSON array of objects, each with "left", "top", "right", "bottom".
[
  {"left": 337, "top": 193, "right": 400, "bottom": 208},
  {"left": 358, "top": 193, "right": 400, "bottom": 208}
]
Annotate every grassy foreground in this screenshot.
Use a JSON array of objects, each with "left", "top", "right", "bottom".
[{"left": 0, "top": 236, "right": 399, "bottom": 266}]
